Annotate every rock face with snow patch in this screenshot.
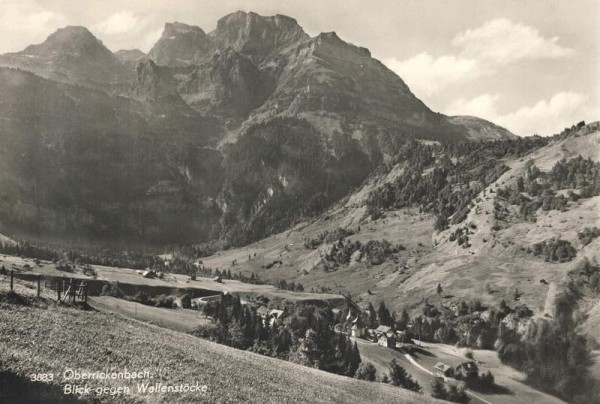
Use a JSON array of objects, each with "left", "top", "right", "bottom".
[{"left": 147, "top": 22, "right": 211, "bottom": 67}]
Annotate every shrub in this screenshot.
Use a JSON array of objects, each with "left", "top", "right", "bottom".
[
  {"left": 82, "top": 265, "right": 97, "bottom": 277},
  {"left": 578, "top": 227, "right": 600, "bottom": 246},
  {"left": 354, "top": 362, "right": 377, "bottom": 382},
  {"left": 180, "top": 294, "right": 192, "bottom": 309},
  {"left": 133, "top": 291, "right": 149, "bottom": 305}
]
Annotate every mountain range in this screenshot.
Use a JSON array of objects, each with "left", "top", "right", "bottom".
[{"left": 0, "top": 11, "right": 515, "bottom": 246}]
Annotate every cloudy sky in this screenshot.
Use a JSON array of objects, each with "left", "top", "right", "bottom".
[{"left": 0, "top": 0, "right": 597, "bottom": 136}]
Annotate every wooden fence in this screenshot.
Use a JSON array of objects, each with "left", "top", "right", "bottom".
[{"left": 7, "top": 270, "right": 88, "bottom": 303}]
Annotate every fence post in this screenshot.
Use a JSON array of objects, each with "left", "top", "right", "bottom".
[
  {"left": 37, "top": 275, "right": 41, "bottom": 298},
  {"left": 57, "top": 281, "right": 62, "bottom": 301},
  {"left": 10, "top": 270, "right": 13, "bottom": 291}
]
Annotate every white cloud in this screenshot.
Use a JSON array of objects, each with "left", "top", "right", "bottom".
[
  {"left": 384, "top": 19, "right": 574, "bottom": 100},
  {"left": 95, "top": 11, "right": 149, "bottom": 36},
  {"left": 452, "top": 18, "right": 574, "bottom": 64},
  {"left": 139, "top": 27, "right": 164, "bottom": 52},
  {"left": 448, "top": 92, "right": 591, "bottom": 136},
  {"left": 0, "top": 1, "right": 65, "bottom": 52},
  {"left": 447, "top": 93, "right": 500, "bottom": 121},
  {"left": 385, "top": 53, "right": 478, "bottom": 97},
  {"left": 497, "top": 92, "right": 588, "bottom": 136}
]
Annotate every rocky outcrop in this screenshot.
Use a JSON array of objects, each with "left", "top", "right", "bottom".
[
  {"left": 178, "top": 48, "right": 275, "bottom": 119},
  {"left": 147, "top": 22, "right": 211, "bottom": 66},
  {"left": 211, "top": 11, "right": 308, "bottom": 64}
]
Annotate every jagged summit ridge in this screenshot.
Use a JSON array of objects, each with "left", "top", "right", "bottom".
[
  {"left": 211, "top": 11, "right": 308, "bottom": 62},
  {"left": 147, "top": 22, "right": 211, "bottom": 66}
]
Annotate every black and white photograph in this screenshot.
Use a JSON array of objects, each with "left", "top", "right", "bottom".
[{"left": 0, "top": 1, "right": 598, "bottom": 403}]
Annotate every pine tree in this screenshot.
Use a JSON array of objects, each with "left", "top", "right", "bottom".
[
  {"left": 431, "top": 378, "right": 447, "bottom": 400},
  {"left": 388, "top": 359, "right": 421, "bottom": 392},
  {"left": 347, "top": 341, "right": 361, "bottom": 376},
  {"left": 377, "top": 301, "right": 392, "bottom": 326},
  {"left": 397, "top": 308, "right": 410, "bottom": 330},
  {"left": 367, "top": 302, "right": 377, "bottom": 328}
]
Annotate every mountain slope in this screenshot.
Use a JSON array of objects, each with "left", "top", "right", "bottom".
[
  {"left": 0, "top": 67, "right": 223, "bottom": 245},
  {"left": 0, "top": 26, "right": 133, "bottom": 90},
  {"left": 448, "top": 115, "right": 517, "bottom": 141},
  {"left": 200, "top": 123, "right": 600, "bottom": 318}
]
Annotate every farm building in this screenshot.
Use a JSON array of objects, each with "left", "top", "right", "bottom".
[
  {"left": 377, "top": 333, "right": 396, "bottom": 348},
  {"left": 434, "top": 362, "right": 453, "bottom": 378},
  {"left": 455, "top": 361, "right": 478, "bottom": 379},
  {"left": 351, "top": 316, "right": 366, "bottom": 338},
  {"left": 373, "top": 325, "right": 393, "bottom": 336}
]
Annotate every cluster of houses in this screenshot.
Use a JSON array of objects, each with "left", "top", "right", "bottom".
[{"left": 350, "top": 316, "right": 412, "bottom": 348}]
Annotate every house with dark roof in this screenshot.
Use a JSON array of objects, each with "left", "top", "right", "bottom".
[
  {"left": 377, "top": 332, "right": 396, "bottom": 348},
  {"left": 455, "top": 361, "right": 478, "bottom": 380},
  {"left": 434, "top": 362, "right": 453, "bottom": 378}
]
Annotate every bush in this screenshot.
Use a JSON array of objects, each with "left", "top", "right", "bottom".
[
  {"left": 133, "top": 291, "right": 149, "bottom": 305},
  {"left": 354, "top": 362, "right": 377, "bottom": 382},
  {"left": 478, "top": 371, "right": 495, "bottom": 389},
  {"left": 180, "top": 294, "right": 192, "bottom": 309},
  {"left": 153, "top": 295, "right": 175, "bottom": 308},
  {"left": 82, "top": 265, "right": 97, "bottom": 277},
  {"left": 578, "top": 227, "right": 600, "bottom": 246},
  {"left": 100, "top": 283, "right": 123, "bottom": 298}
]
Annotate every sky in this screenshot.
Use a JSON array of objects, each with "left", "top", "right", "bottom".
[{"left": 0, "top": 0, "right": 598, "bottom": 136}]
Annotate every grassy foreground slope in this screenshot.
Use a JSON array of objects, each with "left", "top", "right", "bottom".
[{"left": 0, "top": 279, "right": 436, "bottom": 404}]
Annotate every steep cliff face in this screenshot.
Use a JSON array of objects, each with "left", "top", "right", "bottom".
[
  {"left": 132, "top": 59, "right": 179, "bottom": 101},
  {"left": 178, "top": 49, "right": 275, "bottom": 120},
  {"left": 147, "top": 22, "right": 211, "bottom": 67},
  {"left": 211, "top": 11, "right": 309, "bottom": 64}
]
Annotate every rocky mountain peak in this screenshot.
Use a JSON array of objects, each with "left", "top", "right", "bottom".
[
  {"left": 212, "top": 11, "right": 308, "bottom": 62},
  {"left": 312, "top": 32, "right": 371, "bottom": 59},
  {"left": 22, "top": 26, "right": 113, "bottom": 59},
  {"left": 163, "top": 21, "right": 207, "bottom": 36},
  {"left": 147, "top": 22, "right": 210, "bottom": 66},
  {"left": 114, "top": 49, "right": 146, "bottom": 64}
]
